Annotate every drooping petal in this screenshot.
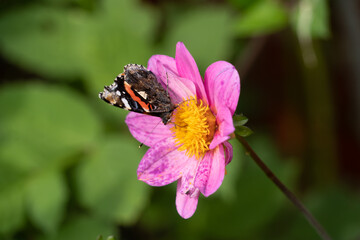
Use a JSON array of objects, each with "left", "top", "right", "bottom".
[
  {"left": 204, "top": 61, "right": 240, "bottom": 115},
  {"left": 175, "top": 42, "right": 208, "bottom": 103},
  {"left": 137, "top": 139, "right": 189, "bottom": 186},
  {"left": 176, "top": 178, "right": 200, "bottom": 219},
  {"left": 194, "top": 145, "right": 225, "bottom": 197},
  {"left": 209, "top": 106, "right": 235, "bottom": 149},
  {"left": 223, "top": 141, "right": 233, "bottom": 165},
  {"left": 126, "top": 112, "right": 172, "bottom": 147}
]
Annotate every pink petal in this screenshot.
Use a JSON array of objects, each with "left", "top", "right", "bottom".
[
  {"left": 194, "top": 145, "right": 225, "bottom": 197},
  {"left": 177, "top": 156, "right": 200, "bottom": 195},
  {"left": 147, "top": 54, "right": 177, "bottom": 77},
  {"left": 223, "top": 141, "right": 233, "bottom": 165},
  {"left": 125, "top": 112, "right": 172, "bottom": 148},
  {"left": 175, "top": 42, "right": 208, "bottom": 103},
  {"left": 209, "top": 106, "right": 235, "bottom": 149},
  {"left": 156, "top": 60, "right": 196, "bottom": 104},
  {"left": 137, "top": 139, "right": 189, "bottom": 186},
  {"left": 204, "top": 61, "right": 240, "bottom": 115},
  {"left": 176, "top": 178, "right": 200, "bottom": 219},
  {"left": 147, "top": 55, "right": 196, "bottom": 104}
]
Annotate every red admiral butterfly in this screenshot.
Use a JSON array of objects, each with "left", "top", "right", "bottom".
[{"left": 99, "top": 64, "right": 176, "bottom": 124}]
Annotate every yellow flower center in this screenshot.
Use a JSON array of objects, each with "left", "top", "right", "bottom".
[{"left": 171, "top": 97, "right": 216, "bottom": 159}]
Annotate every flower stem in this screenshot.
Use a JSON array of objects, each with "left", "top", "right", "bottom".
[{"left": 235, "top": 134, "right": 332, "bottom": 240}]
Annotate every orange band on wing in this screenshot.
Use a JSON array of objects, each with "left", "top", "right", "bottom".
[{"left": 124, "top": 82, "right": 152, "bottom": 111}]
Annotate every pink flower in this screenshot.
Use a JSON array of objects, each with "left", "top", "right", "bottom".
[{"left": 125, "top": 42, "right": 240, "bottom": 218}]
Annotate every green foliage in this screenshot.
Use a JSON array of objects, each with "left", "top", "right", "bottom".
[
  {"left": 234, "top": 114, "right": 253, "bottom": 137},
  {"left": 97, "top": 235, "right": 116, "bottom": 240},
  {"left": 0, "top": 6, "right": 84, "bottom": 79},
  {"left": 0, "top": 83, "right": 101, "bottom": 173},
  {"left": 79, "top": 0, "right": 158, "bottom": 93},
  {"left": 227, "top": 0, "right": 262, "bottom": 10},
  {"left": 233, "top": 114, "right": 249, "bottom": 126},
  {"left": 235, "top": 125, "right": 253, "bottom": 137},
  {"left": 75, "top": 135, "right": 149, "bottom": 225},
  {"left": 162, "top": 6, "right": 233, "bottom": 71},
  {"left": 0, "top": 83, "right": 101, "bottom": 235},
  {"left": 279, "top": 187, "right": 360, "bottom": 240},
  {"left": 292, "top": 0, "right": 330, "bottom": 39},
  {"left": 0, "top": 0, "right": 157, "bottom": 92},
  {"left": 39, "top": 215, "right": 115, "bottom": 240},
  {"left": 26, "top": 172, "right": 67, "bottom": 234},
  {"left": 0, "top": 187, "right": 24, "bottom": 234},
  {"left": 234, "top": 0, "right": 288, "bottom": 37},
  {"left": 201, "top": 136, "right": 297, "bottom": 239},
  {"left": 217, "top": 139, "right": 243, "bottom": 202}
]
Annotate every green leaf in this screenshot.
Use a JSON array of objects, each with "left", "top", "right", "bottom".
[
  {"left": 235, "top": 125, "right": 253, "bottom": 137},
  {"left": 75, "top": 134, "right": 149, "bottom": 225},
  {"left": 0, "top": 83, "right": 101, "bottom": 234},
  {"left": 0, "top": 0, "right": 157, "bottom": 92},
  {"left": 0, "top": 6, "right": 85, "bottom": 79},
  {"left": 0, "top": 83, "right": 101, "bottom": 173},
  {"left": 26, "top": 172, "right": 68, "bottom": 234},
  {"left": 39, "top": 0, "right": 95, "bottom": 8},
  {"left": 162, "top": 6, "right": 233, "bottom": 72},
  {"left": 39, "top": 214, "right": 116, "bottom": 240},
  {"left": 234, "top": 0, "right": 288, "bottom": 37},
  {"left": 226, "top": 0, "right": 262, "bottom": 10},
  {"left": 292, "top": 0, "right": 330, "bottom": 39},
  {"left": 96, "top": 236, "right": 115, "bottom": 240},
  {"left": 233, "top": 114, "right": 249, "bottom": 126},
  {"left": 80, "top": 0, "right": 158, "bottom": 93},
  {"left": 0, "top": 188, "right": 25, "bottom": 234}
]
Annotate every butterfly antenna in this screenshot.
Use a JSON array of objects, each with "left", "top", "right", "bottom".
[{"left": 139, "top": 119, "right": 162, "bottom": 148}]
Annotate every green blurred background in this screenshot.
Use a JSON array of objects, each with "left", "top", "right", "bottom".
[{"left": 0, "top": 0, "right": 359, "bottom": 239}]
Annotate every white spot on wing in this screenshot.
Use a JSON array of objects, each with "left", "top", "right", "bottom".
[
  {"left": 122, "top": 98, "right": 131, "bottom": 110},
  {"left": 137, "top": 91, "right": 148, "bottom": 99}
]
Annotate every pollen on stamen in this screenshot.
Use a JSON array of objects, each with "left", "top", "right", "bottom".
[{"left": 171, "top": 97, "right": 216, "bottom": 159}]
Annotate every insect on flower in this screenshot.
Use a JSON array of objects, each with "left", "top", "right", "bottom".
[
  {"left": 99, "top": 42, "right": 240, "bottom": 219},
  {"left": 99, "top": 64, "right": 176, "bottom": 125}
]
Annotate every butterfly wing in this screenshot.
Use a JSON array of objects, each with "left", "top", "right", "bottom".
[
  {"left": 99, "top": 74, "right": 152, "bottom": 114},
  {"left": 99, "top": 64, "right": 175, "bottom": 124}
]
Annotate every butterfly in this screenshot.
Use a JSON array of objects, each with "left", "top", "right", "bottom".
[{"left": 99, "top": 64, "right": 176, "bottom": 124}]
